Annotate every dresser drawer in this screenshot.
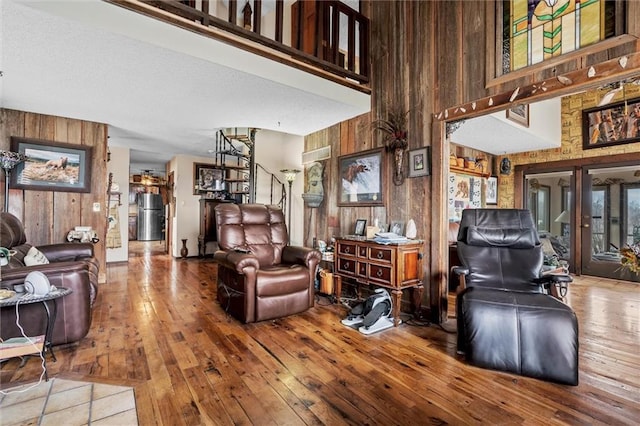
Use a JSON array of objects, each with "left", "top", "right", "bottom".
[
  {"left": 369, "top": 246, "right": 392, "bottom": 264},
  {"left": 368, "top": 263, "right": 392, "bottom": 285},
  {"left": 337, "top": 257, "right": 357, "bottom": 275},
  {"left": 337, "top": 242, "right": 357, "bottom": 256}
]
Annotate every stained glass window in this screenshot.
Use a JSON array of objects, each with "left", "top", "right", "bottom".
[{"left": 503, "top": 0, "right": 621, "bottom": 73}]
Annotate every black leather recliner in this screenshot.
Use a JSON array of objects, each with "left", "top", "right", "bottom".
[{"left": 453, "top": 209, "right": 579, "bottom": 385}]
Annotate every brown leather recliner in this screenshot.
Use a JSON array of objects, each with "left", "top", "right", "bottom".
[
  {"left": 1, "top": 212, "right": 98, "bottom": 345},
  {"left": 213, "top": 204, "right": 321, "bottom": 323}
]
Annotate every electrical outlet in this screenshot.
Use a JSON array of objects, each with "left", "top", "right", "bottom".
[{"left": 92, "top": 202, "right": 100, "bottom": 212}]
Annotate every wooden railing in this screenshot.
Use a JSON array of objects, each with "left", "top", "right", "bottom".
[{"left": 110, "top": 0, "right": 369, "bottom": 86}]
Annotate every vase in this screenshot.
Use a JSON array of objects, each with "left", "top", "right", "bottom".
[
  {"left": 180, "top": 239, "right": 188, "bottom": 259},
  {"left": 393, "top": 147, "right": 405, "bottom": 186}
]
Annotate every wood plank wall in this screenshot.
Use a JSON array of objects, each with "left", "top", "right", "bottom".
[
  {"left": 304, "top": 0, "right": 640, "bottom": 323},
  {"left": 304, "top": 0, "right": 436, "bottom": 317},
  {"left": 1, "top": 108, "right": 108, "bottom": 283}
]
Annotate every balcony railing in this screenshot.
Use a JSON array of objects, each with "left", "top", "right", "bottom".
[{"left": 107, "top": 0, "right": 369, "bottom": 88}]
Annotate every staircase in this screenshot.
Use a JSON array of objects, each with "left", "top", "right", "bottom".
[{"left": 215, "top": 129, "right": 286, "bottom": 209}]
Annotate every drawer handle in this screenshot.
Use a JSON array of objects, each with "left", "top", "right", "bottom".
[
  {"left": 376, "top": 269, "right": 383, "bottom": 277},
  {"left": 345, "top": 247, "right": 351, "bottom": 253},
  {"left": 343, "top": 261, "right": 349, "bottom": 269},
  {"left": 376, "top": 252, "right": 383, "bottom": 259}
]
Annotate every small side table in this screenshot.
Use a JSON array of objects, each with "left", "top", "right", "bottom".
[{"left": 0, "top": 287, "right": 72, "bottom": 380}]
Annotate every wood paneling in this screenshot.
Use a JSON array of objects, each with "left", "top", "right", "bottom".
[{"left": 0, "top": 108, "right": 108, "bottom": 282}]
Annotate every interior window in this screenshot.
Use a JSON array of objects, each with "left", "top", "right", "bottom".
[{"left": 500, "top": 0, "right": 623, "bottom": 75}]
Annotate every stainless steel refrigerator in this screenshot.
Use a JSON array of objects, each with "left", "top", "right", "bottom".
[{"left": 137, "top": 193, "right": 164, "bottom": 241}]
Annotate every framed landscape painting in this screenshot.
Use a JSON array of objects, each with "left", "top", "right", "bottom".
[{"left": 10, "top": 137, "right": 92, "bottom": 193}]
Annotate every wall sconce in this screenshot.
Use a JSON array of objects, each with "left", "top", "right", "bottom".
[
  {"left": 500, "top": 157, "right": 512, "bottom": 175},
  {"left": 301, "top": 162, "right": 324, "bottom": 208},
  {"left": 280, "top": 169, "right": 300, "bottom": 234},
  {"left": 0, "top": 150, "right": 27, "bottom": 212}
]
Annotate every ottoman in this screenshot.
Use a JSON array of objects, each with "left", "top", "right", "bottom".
[{"left": 457, "top": 287, "right": 579, "bottom": 385}]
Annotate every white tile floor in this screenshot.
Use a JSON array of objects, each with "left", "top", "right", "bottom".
[{"left": 0, "top": 378, "right": 138, "bottom": 425}]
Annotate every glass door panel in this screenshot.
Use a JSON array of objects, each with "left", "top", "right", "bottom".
[{"left": 525, "top": 172, "right": 573, "bottom": 272}]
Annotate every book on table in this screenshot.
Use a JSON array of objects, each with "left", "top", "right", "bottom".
[{"left": 0, "top": 335, "right": 45, "bottom": 359}]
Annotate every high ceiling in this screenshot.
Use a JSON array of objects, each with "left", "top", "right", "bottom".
[{"left": 0, "top": 0, "right": 370, "bottom": 167}]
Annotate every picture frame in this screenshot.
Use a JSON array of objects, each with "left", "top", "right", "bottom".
[
  {"left": 582, "top": 97, "right": 640, "bottom": 149},
  {"left": 338, "top": 148, "right": 384, "bottom": 207},
  {"left": 390, "top": 221, "right": 404, "bottom": 236},
  {"left": 486, "top": 176, "right": 498, "bottom": 205},
  {"left": 408, "top": 147, "right": 431, "bottom": 178},
  {"left": 506, "top": 104, "right": 529, "bottom": 127},
  {"left": 193, "top": 162, "right": 224, "bottom": 194},
  {"left": 354, "top": 219, "right": 367, "bottom": 236},
  {"left": 9, "top": 137, "right": 92, "bottom": 193}
]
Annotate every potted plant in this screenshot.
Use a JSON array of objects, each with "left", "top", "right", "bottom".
[{"left": 373, "top": 109, "right": 410, "bottom": 185}]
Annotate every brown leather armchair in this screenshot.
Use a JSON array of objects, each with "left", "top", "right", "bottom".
[
  {"left": 1, "top": 212, "right": 98, "bottom": 345},
  {"left": 213, "top": 204, "right": 321, "bottom": 323}
]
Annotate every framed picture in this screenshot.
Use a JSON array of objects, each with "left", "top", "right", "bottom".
[
  {"left": 506, "top": 104, "right": 529, "bottom": 127},
  {"left": 338, "top": 148, "right": 384, "bottom": 206},
  {"left": 193, "top": 163, "right": 224, "bottom": 194},
  {"left": 486, "top": 176, "right": 498, "bottom": 205},
  {"left": 390, "top": 221, "right": 404, "bottom": 236},
  {"left": 9, "top": 137, "right": 92, "bottom": 193},
  {"left": 354, "top": 219, "right": 367, "bottom": 236},
  {"left": 408, "top": 147, "right": 431, "bottom": 178},
  {"left": 582, "top": 97, "right": 640, "bottom": 149}
]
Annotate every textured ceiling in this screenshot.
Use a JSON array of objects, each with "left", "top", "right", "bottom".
[{"left": 0, "top": 0, "right": 370, "bottom": 166}]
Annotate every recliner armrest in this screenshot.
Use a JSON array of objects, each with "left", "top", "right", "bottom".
[
  {"left": 38, "top": 243, "right": 94, "bottom": 262},
  {"left": 452, "top": 265, "right": 470, "bottom": 276},
  {"left": 534, "top": 273, "right": 573, "bottom": 284},
  {"left": 282, "top": 246, "right": 321, "bottom": 267},
  {"left": 213, "top": 250, "right": 260, "bottom": 274}
]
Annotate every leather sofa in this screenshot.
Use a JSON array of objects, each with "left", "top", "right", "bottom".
[
  {"left": 213, "top": 203, "right": 321, "bottom": 323},
  {"left": 1, "top": 212, "right": 98, "bottom": 345},
  {"left": 453, "top": 209, "right": 578, "bottom": 385}
]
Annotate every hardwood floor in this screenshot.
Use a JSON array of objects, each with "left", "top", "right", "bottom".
[{"left": 2, "top": 253, "right": 639, "bottom": 425}]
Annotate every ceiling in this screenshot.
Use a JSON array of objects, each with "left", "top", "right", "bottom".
[
  {"left": 451, "top": 97, "right": 563, "bottom": 155},
  {"left": 0, "top": 0, "right": 370, "bottom": 169}
]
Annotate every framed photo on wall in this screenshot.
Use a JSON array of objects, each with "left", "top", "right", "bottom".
[
  {"left": 408, "top": 147, "right": 431, "bottom": 178},
  {"left": 338, "top": 148, "right": 384, "bottom": 207},
  {"left": 10, "top": 137, "right": 92, "bottom": 193},
  {"left": 486, "top": 176, "right": 498, "bottom": 205},
  {"left": 193, "top": 162, "right": 224, "bottom": 194},
  {"left": 506, "top": 104, "right": 529, "bottom": 127},
  {"left": 582, "top": 97, "right": 640, "bottom": 149}
]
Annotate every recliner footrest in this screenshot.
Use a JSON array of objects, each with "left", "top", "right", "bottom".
[{"left": 458, "top": 287, "right": 579, "bottom": 385}]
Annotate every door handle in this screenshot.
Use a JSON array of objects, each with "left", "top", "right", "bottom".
[{"left": 582, "top": 224, "right": 590, "bottom": 228}]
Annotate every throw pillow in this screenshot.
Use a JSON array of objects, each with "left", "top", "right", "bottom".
[{"left": 24, "top": 246, "right": 50, "bottom": 266}]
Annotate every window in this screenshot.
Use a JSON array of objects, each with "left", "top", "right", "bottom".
[
  {"left": 501, "top": 0, "right": 623, "bottom": 74},
  {"left": 528, "top": 182, "right": 551, "bottom": 232},
  {"left": 591, "top": 186, "right": 608, "bottom": 253},
  {"left": 622, "top": 184, "right": 640, "bottom": 245}
]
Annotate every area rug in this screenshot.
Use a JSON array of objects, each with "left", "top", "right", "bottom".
[{"left": 0, "top": 377, "right": 138, "bottom": 425}]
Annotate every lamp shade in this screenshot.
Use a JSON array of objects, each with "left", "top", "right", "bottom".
[
  {"left": 280, "top": 169, "right": 300, "bottom": 182},
  {"left": 554, "top": 210, "right": 570, "bottom": 223}
]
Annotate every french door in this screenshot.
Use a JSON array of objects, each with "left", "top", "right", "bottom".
[{"left": 581, "top": 165, "right": 640, "bottom": 282}]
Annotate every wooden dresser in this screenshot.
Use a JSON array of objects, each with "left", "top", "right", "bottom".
[{"left": 334, "top": 238, "right": 424, "bottom": 325}]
